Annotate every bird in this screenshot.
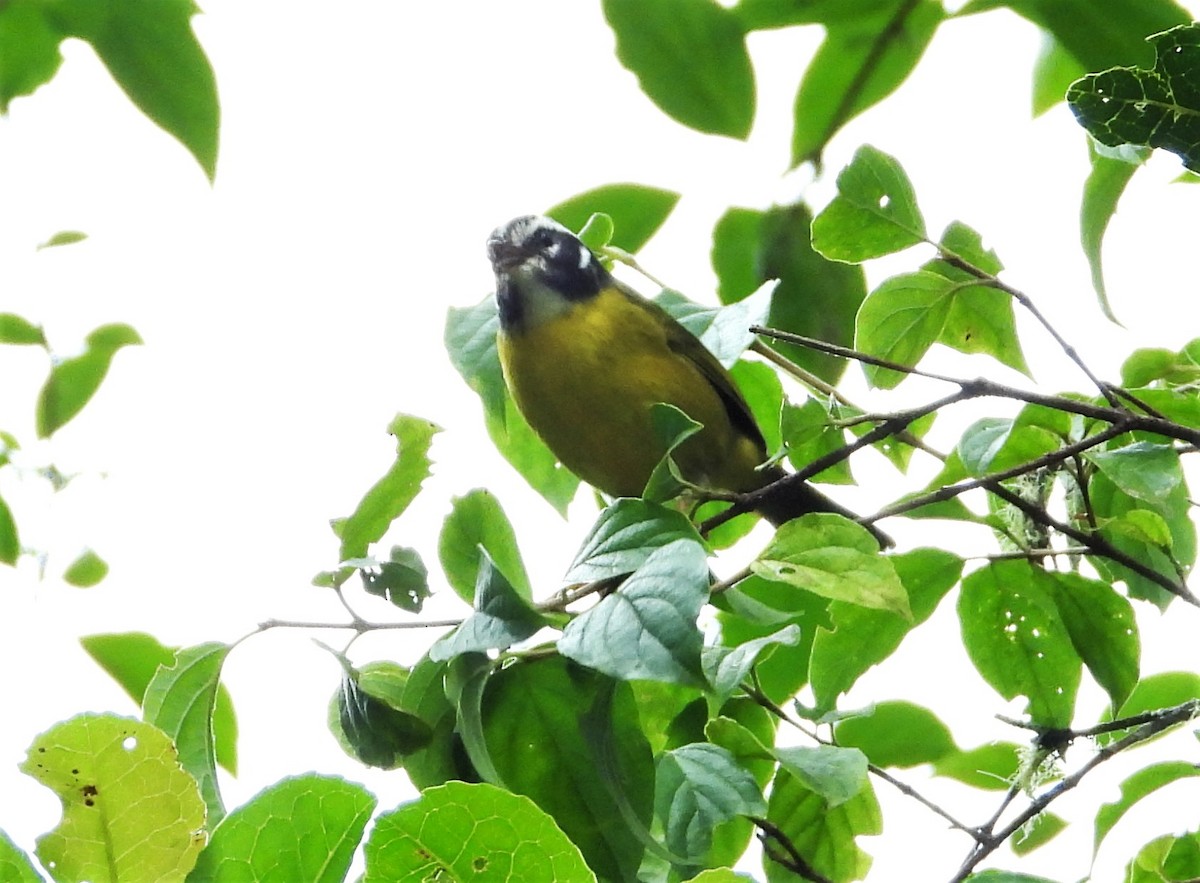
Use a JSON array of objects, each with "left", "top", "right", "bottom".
[{"left": 485, "top": 214, "right": 892, "bottom": 548}]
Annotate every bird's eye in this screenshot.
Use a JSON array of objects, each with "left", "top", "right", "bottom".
[{"left": 529, "top": 229, "right": 553, "bottom": 250}]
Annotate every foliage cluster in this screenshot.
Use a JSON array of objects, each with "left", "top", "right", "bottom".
[{"left": 3, "top": 2, "right": 1200, "bottom": 882}]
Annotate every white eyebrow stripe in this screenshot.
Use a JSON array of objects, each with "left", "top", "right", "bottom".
[{"left": 578, "top": 246, "right": 591, "bottom": 269}]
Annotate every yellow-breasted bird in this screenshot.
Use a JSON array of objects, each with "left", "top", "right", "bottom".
[{"left": 486, "top": 215, "right": 892, "bottom": 548}]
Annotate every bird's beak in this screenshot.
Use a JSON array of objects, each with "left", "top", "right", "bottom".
[{"left": 486, "top": 237, "right": 529, "bottom": 273}]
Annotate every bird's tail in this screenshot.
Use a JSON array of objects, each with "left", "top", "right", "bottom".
[{"left": 752, "top": 466, "right": 894, "bottom": 549}]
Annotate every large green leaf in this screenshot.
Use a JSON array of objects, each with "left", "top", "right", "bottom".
[
  {"left": 764, "top": 767, "right": 880, "bottom": 882},
  {"left": 1094, "top": 762, "right": 1200, "bottom": 861},
  {"left": 833, "top": 701, "right": 957, "bottom": 769},
  {"left": 712, "top": 204, "right": 866, "bottom": 383},
  {"left": 1081, "top": 142, "right": 1144, "bottom": 324},
  {"left": 958, "top": 562, "right": 1081, "bottom": 727},
  {"left": 46, "top": 0, "right": 219, "bottom": 178},
  {"left": 602, "top": 0, "right": 755, "bottom": 139},
  {"left": 0, "top": 829, "right": 42, "bottom": 883},
  {"left": 337, "top": 413, "right": 438, "bottom": 565},
  {"left": 752, "top": 515, "right": 910, "bottom": 619},
  {"left": 565, "top": 498, "right": 704, "bottom": 583},
  {"left": 481, "top": 658, "right": 652, "bottom": 882},
  {"left": 0, "top": 493, "right": 18, "bottom": 566},
  {"left": 187, "top": 775, "right": 375, "bottom": 882},
  {"left": 811, "top": 145, "right": 927, "bottom": 263},
  {"left": 559, "top": 538, "right": 710, "bottom": 686},
  {"left": 80, "top": 631, "right": 238, "bottom": 776},
  {"left": 439, "top": 489, "right": 531, "bottom": 604},
  {"left": 810, "top": 548, "right": 962, "bottom": 709},
  {"left": 364, "top": 781, "right": 596, "bottom": 882},
  {"left": 791, "top": 0, "right": 944, "bottom": 167},
  {"left": 429, "top": 550, "right": 547, "bottom": 662},
  {"left": 854, "top": 272, "right": 954, "bottom": 389},
  {"left": 21, "top": 714, "right": 206, "bottom": 882},
  {"left": 330, "top": 662, "right": 433, "bottom": 770},
  {"left": 547, "top": 184, "right": 680, "bottom": 253},
  {"left": 0, "top": 0, "right": 63, "bottom": 111},
  {"left": 142, "top": 642, "right": 230, "bottom": 827},
  {"left": 1068, "top": 23, "right": 1200, "bottom": 173},
  {"left": 1043, "top": 572, "right": 1140, "bottom": 711},
  {"left": 36, "top": 323, "right": 142, "bottom": 438},
  {"left": 655, "top": 743, "right": 766, "bottom": 863}
]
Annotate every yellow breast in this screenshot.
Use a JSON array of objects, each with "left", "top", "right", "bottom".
[{"left": 497, "top": 287, "right": 767, "bottom": 498}]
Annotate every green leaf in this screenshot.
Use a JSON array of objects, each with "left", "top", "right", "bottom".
[
  {"left": 62, "top": 547, "right": 108, "bottom": 587},
  {"left": 811, "top": 144, "right": 927, "bottom": 263},
  {"left": 559, "top": 538, "right": 709, "bottom": 686},
  {"left": 791, "top": 0, "right": 944, "bottom": 167},
  {"left": 0, "top": 313, "right": 46, "bottom": 346},
  {"left": 933, "top": 742, "right": 1022, "bottom": 791},
  {"left": 37, "top": 230, "right": 88, "bottom": 250},
  {"left": 716, "top": 575, "right": 831, "bottom": 703},
  {"left": 547, "top": 184, "right": 680, "bottom": 253},
  {"left": 1090, "top": 470, "right": 1195, "bottom": 608},
  {"left": 429, "top": 549, "right": 548, "bottom": 662},
  {"left": 1081, "top": 141, "right": 1143, "bottom": 324},
  {"left": 0, "top": 494, "right": 18, "bottom": 566},
  {"left": 1094, "top": 762, "right": 1200, "bottom": 860},
  {"left": 187, "top": 775, "right": 375, "bottom": 883},
  {"left": 567, "top": 498, "right": 704, "bottom": 584},
  {"left": 1101, "top": 671, "right": 1200, "bottom": 745},
  {"left": 358, "top": 545, "right": 429, "bottom": 612},
  {"left": 752, "top": 514, "right": 911, "bottom": 619},
  {"left": 143, "top": 642, "right": 230, "bottom": 828},
  {"left": 968, "top": 0, "right": 1190, "bottom": 72},
  {"left": 1125, "top": 831, "right": 1200, "bottom": 883},
  {"left": 764, "top": 766, "right": 880, "bottom": 882},
  {"left": 36, "top": 323, "right": 142, "bottom": 437},
  {"left": 1032, "top": 33, "right": 1086, "bottom": 116},
  {"left": 363, "top": 781, "right": 595, "bottom": 883},
  {"left": 1011, "top": 812, "right": 1068, "bottom": 856},
  {"left": 834, "top": 701, "right": 957, "bottom": 768},
  {"left": 481, "top": 659, "right": 652, "bottom": 882},
  {"left": 642, "top": 403, "right": 705, "bottom": 502},
  {"left": 445, "top": 295, "right": 509, "bottom": 420},
  {"left": 925, "top": 224, "right": 1030, "bottom": 376},
  {"left": 337, "top": 413, "right": 438, "bottom": 565},
  {"left": 0, "top": 828, "right": 47, "bottom": 883},
  {"left": 964, "top": 871, "right": 1061, "bottom": 883},
  {"left": 713, "top": 203, "right": 866, "bottom": 384},
  {"left": 656, "top": 743, "right": 766, "bottom": 862},
  {"left": 332, "top": 664, "right": 433, "bottom": 770},
  {"left": 1067, "top": 23, "right": 1200, "bottom": 173},
  {"left": 854, "top": 272, "right": 954, "bottom": 388},
  {"left": 658, "top": 283, "right": 774, "bottom": 369},
  {"left": 602, "top": 0, "right": 755, "bottom": 139},
  {"left": 395, "top": 654, "right": 463, "bottom": 790},
  {"left": 1043, "top": 572, "right": 1139, "bottom": 711},
  {"left": 702, "top": 624, "right": 803, "bottom": 704},
  {"left": 439, "top": 489, "right": 531, "bottom": 605},
  {"left": 691, "top": 870, "right": 755, "bottom": 883},
  {"left": 80, "top": 631, "right": 237, "bottom": 775},
  {"left": 956, "top": 417, "right": 1059, "bottom": 476},
  {"left": 0, "top": 0, "right": 63, "bottom": 112},
  {"left": 47, "top": 0, "right": 220, "bottom": 179},
  {"left": 781, "top": 397, "right": 854, "bottom": 484},
  {"left": 772, "top": 745, "right": 869, "bottom": 808},
  {"left": 810, "top": 548, "right": 962, "bottom": 709},
  {"left": 958, "top": 562, "right": 1082, "bottom": 727},
  {"left": 20, "top": 714, "right": 205, "bottom": 882},
  {"left": 1085, "top": 441, "right": 1182, "bottom": 502}
]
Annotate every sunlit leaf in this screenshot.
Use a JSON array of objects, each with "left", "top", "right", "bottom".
[
  {"left": 547, "top": 184, "right": 680, "bottom": 253},
  {"left": 36, "top": 323, "right": 142, "bottom": 438}
]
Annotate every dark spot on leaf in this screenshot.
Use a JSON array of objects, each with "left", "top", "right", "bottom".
[{"left": 473, "top": 856, "right": 488, "bottom": 871}]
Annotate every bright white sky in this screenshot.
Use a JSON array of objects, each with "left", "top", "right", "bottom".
[{"left": 2, "top": 2, "right": 1199, "bottom": 880}]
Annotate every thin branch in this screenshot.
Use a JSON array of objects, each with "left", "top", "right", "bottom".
[
  {"left": 951, "top": 700, "right": 1200, "bottom": 882},
  {"left": 256, "top": 616, "right": 466, "bottom": 633},
  {"left": 752, "top": 816, "right": 836, "bottom": 883}
]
